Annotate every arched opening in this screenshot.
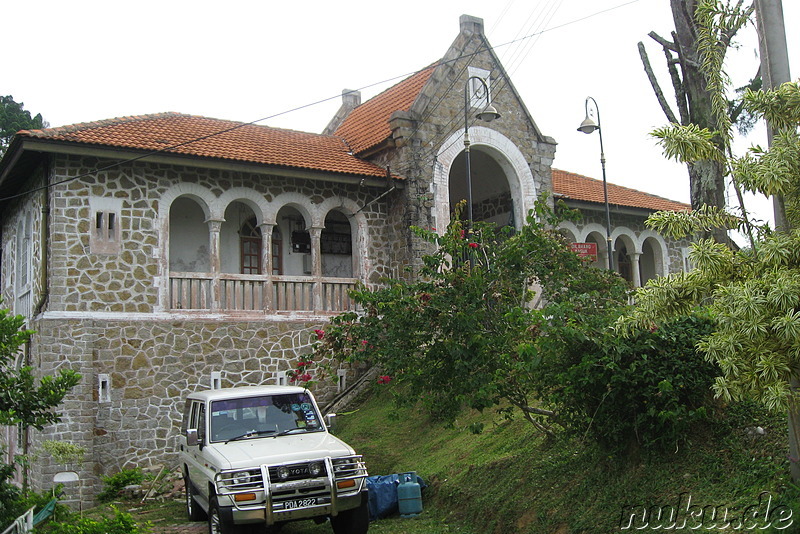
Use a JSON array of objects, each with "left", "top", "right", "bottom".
[
  {"left": 276, "top": 206, "right": 309, "bottom": 277},
  {"left": 169, "top": 197, "right": 210, "bottom": 272},
  {"left": 448, "top": 148, "right": 514, "bottom": 228},
  {"left": 639, "top": 237, "right": 663, "bottom": 285},
  {"left": 585, "top": 231, "right": 607, "bottom": 270},
  {"left": 616, "top": 241, "right": 633, "bottom": 284},
  {"left": 321, "top": 210, "right": 353, "bottom": 277},
  {"left": 220, "top": 202, "right": 260, "bottom": 274}
]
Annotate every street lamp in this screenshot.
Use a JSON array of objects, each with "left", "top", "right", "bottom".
[
  {"left": 577, "top": 96, "right": 613, "bottom": 270},
  {"left": 464, "top": 76, "right": 500, "bottom": 230}
]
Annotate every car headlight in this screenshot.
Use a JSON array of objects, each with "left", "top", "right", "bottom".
[
  {"left": 309, "top": 462, "right": 323, "bottom": 477},
  {"left": 232, "top": 471, "right": 251, "bottom": 485},
  {"left": 276, "top": 466, "right": 290, "bottom": 481}
]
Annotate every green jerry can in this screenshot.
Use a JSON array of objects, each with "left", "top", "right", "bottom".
[{"left": 398, "top": 471, "right": 422, "bottom": 518}]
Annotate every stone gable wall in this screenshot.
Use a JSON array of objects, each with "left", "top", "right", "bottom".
[{"left": 372, "top": 29, "right": 557, "bottom": 273}]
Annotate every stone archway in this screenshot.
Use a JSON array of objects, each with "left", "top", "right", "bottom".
[{"left": 433, "top": 127, "right": 536, "bottom": 233}]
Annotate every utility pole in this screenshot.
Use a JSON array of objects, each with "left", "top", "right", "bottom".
[
  {"left": 754, "top": 0, "right": 799, "bottom": 483},
  {"left": 754, "top": 0, "right": 791, "bottom": 230}
]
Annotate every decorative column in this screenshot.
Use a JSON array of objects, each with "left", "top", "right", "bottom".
[
  {"left": 260, "top": 223, "right": 275, "bottom": 312},
  {"left": 309, "top": 226, "right": 324, "bottom": 311},
  {"left": 630, "top": 252, "right": 642, "bottom": 288},
  {"left": 208, "top": 219, "right": 223, "bottom": 311}
]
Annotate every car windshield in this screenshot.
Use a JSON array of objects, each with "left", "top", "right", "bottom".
[{"left": 209, "top": 392, "right": 323, "bottom": 443}]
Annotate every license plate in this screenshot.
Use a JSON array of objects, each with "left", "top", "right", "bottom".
[{"left": 282, "top": 497, "right": 318, "bottom": 510}]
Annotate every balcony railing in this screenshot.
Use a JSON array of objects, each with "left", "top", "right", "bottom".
[{"left": 169, "top": 273, "right": 357, "bottom": 313}]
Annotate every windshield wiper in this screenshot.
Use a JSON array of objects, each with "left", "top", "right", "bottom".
[
  {"left": 225, "top": 429, "right": 278, "bottom": 443},
  {"left": 276, "top": 427, "right": 322, "bottom": 437}
]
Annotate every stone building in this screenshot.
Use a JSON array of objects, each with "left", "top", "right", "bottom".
[{"left": 0, "top": 15, "right": 688, "bottom": 500}]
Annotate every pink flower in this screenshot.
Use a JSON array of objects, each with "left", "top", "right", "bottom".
[
  {"left": 468, "top": 242, "right": 479, "bottom": 249},
  {"left": 460, "top": 229, "right": 466, "bottom": 239},
  {"left": 361, "top": 340, "right": 369, "bottom": 346},
  {"left": 377, "top": 375, "right": 392, "bottom": 385},
  {"left": 314, "top": 329, "right": 325, "bottom": 340}
]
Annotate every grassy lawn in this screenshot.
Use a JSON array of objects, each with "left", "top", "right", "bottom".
[{"left": 76, "top": 386, "right": 797, "bottom": 533}]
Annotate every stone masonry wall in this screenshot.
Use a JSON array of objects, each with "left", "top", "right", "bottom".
[
  {"left": 21, "top": 155, "right": 394, "bottom": 502},
  {"left": 29, "top": 316, "right": 354, "bottom": 502}
]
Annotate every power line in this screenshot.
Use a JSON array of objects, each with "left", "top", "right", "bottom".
[{"left": 0, "top": 0, "right": 643, "bottom": 204}]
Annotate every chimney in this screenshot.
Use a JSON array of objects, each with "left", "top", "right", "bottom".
[
  {"left": 342, "top": 89, "right": 361, "bottom": 108},
  {"left": 460, "top": 15, "right": 484, "bottom": 35}
]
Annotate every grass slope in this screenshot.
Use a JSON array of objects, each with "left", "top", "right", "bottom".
[{"left": 336, "top": 386, "right": 798, "bottom": 533}]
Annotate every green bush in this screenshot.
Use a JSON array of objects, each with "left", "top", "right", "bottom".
[
  {"left": 96, "top": 468, "right": 144, "bottom": 503},
  {"left": 552, "top": 312, "right": 718, "bottom": 453},
  {"left": 46, "top": 506, "right": 146, "bottom": 534}
]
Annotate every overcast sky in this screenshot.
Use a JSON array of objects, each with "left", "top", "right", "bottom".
[{"left": 4, "top": 0, "right": 798, "bottom": 226}]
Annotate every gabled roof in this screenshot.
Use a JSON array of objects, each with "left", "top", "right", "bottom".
[
  {"left": 551, "top": 168, "right": 690, "bottom": 212},
  {"left": 333, "top": 65, "right": 437, "bottom": 155},
  {"left": 14, "top": 112, "right": 392, "bottom": 179}
]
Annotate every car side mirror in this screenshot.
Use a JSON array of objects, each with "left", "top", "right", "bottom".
[
  {"left": 325, "top": 413, "right": 337, "bottom": 433},
  {"left": 187, "top": 429, "right": 199, "bottom": 447}
]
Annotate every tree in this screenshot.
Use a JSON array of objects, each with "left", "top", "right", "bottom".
[
  {"left": 308, "top": 200, "right": 629, "bottom": 434},
  {"left": 638, "top": 0, "right": 753, "bottom": 242},
  {"left": 0, "top": 306, "right": 80, "bottom": 497},
  {"left": 619, "top": 0, "right": 800, "bottom": 481},
  {"left": 0, "top": 96, "right": 45, "bottom": 157}
]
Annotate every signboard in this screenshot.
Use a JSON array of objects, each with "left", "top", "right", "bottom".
[{"left": 571, "top": 242, "right": 597, "bottom": 261}]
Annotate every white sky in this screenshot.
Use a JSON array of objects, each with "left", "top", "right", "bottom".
[{"left": 4, "top": 0, "right": 798, "bottom": 227}]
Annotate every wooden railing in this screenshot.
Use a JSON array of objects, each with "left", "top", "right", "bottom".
[{"left": 169, "top": 273, "right": 358, "bottom": 313}]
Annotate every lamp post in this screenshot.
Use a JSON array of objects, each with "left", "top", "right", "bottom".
[
  {"left": 464, "top": 76, "right": 500, "bottom": 230},
  {"left": 577, "top": 96, "right": 613, "bottom": 270}
]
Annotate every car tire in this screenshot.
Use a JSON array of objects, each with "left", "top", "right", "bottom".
[
  {"left": 330, "top": 496, "right": 369, "bottom": 534},
  {"left": 208, "top": 496, "right": 233, "bottom": 534},
  {"left": 185, "top": 474, "right": 207, "bottom": 521}
]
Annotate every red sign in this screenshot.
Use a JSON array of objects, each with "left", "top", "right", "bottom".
[{"left": 571, "top": 242, "right": 597, "bottom": 261}]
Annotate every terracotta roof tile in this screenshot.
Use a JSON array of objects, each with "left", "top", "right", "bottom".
[
  {"left": 19, "top": 113, "right": 391, "bottom": 179},
  {"left": 551, "top": 168, "right": 689, "bottom": 212},
  {"left": 334, "top": 64, "right": 437, "bottom": 155}
]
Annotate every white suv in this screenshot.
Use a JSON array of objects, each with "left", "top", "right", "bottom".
[{"left": 179, "top": 385, "right": 369, "bottom": 534}]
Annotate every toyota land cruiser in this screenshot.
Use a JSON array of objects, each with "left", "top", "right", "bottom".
[{"left": 179, "top": 385, "right": 369, "bottom": 534}]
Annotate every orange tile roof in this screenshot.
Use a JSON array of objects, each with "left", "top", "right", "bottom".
[
  {"left": 334, "top": 64, "right": 437, "bottom": 155},
  {"left": 18, "top": 113, "right": 391, "bottom": 179},
  {"left": 552, "top": 168, "right": 689, "bottom": 212}
]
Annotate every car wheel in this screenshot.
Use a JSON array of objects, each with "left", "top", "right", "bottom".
[
  {"left": 185, "top": 474, "right": 207, "bottom": 521},
  {"left": 208, "top": 496, "right": 233, "bottom": 534},
  {"left": 330, "top": 496, "right": 369, "bottom": 534}
]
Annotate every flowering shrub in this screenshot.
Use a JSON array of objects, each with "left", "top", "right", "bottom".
[{"left": 308, "top": 198, "right": 631, "bottom": 435}]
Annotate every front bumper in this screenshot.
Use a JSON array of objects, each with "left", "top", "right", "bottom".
[{"left": 214, "top": 455, "right": 368, "bottom": 526}]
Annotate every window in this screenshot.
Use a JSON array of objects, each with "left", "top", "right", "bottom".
[
  {"left": 240, "top": 218, "right": 262, "bottom": 274},
  {"left": 468, "top": 66, "right": 492, "bottom": 109},
  {"left": 98, "top": 374, "right": 111, "bottom": 403},
  {"left": 16, "top": 212, "right": 31, "bottom": 293},
  {"left": 210, "top": 371, "right": 222, "bottom": 390},
  {"left": 682, "top": 247, "right": 694, "bottom": 272},
  {"left": 89, "top": 197, "right": 122, "bottom": 254},
  {"left": 272, "top": 227, "right": 283, "bottom": 275}
]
